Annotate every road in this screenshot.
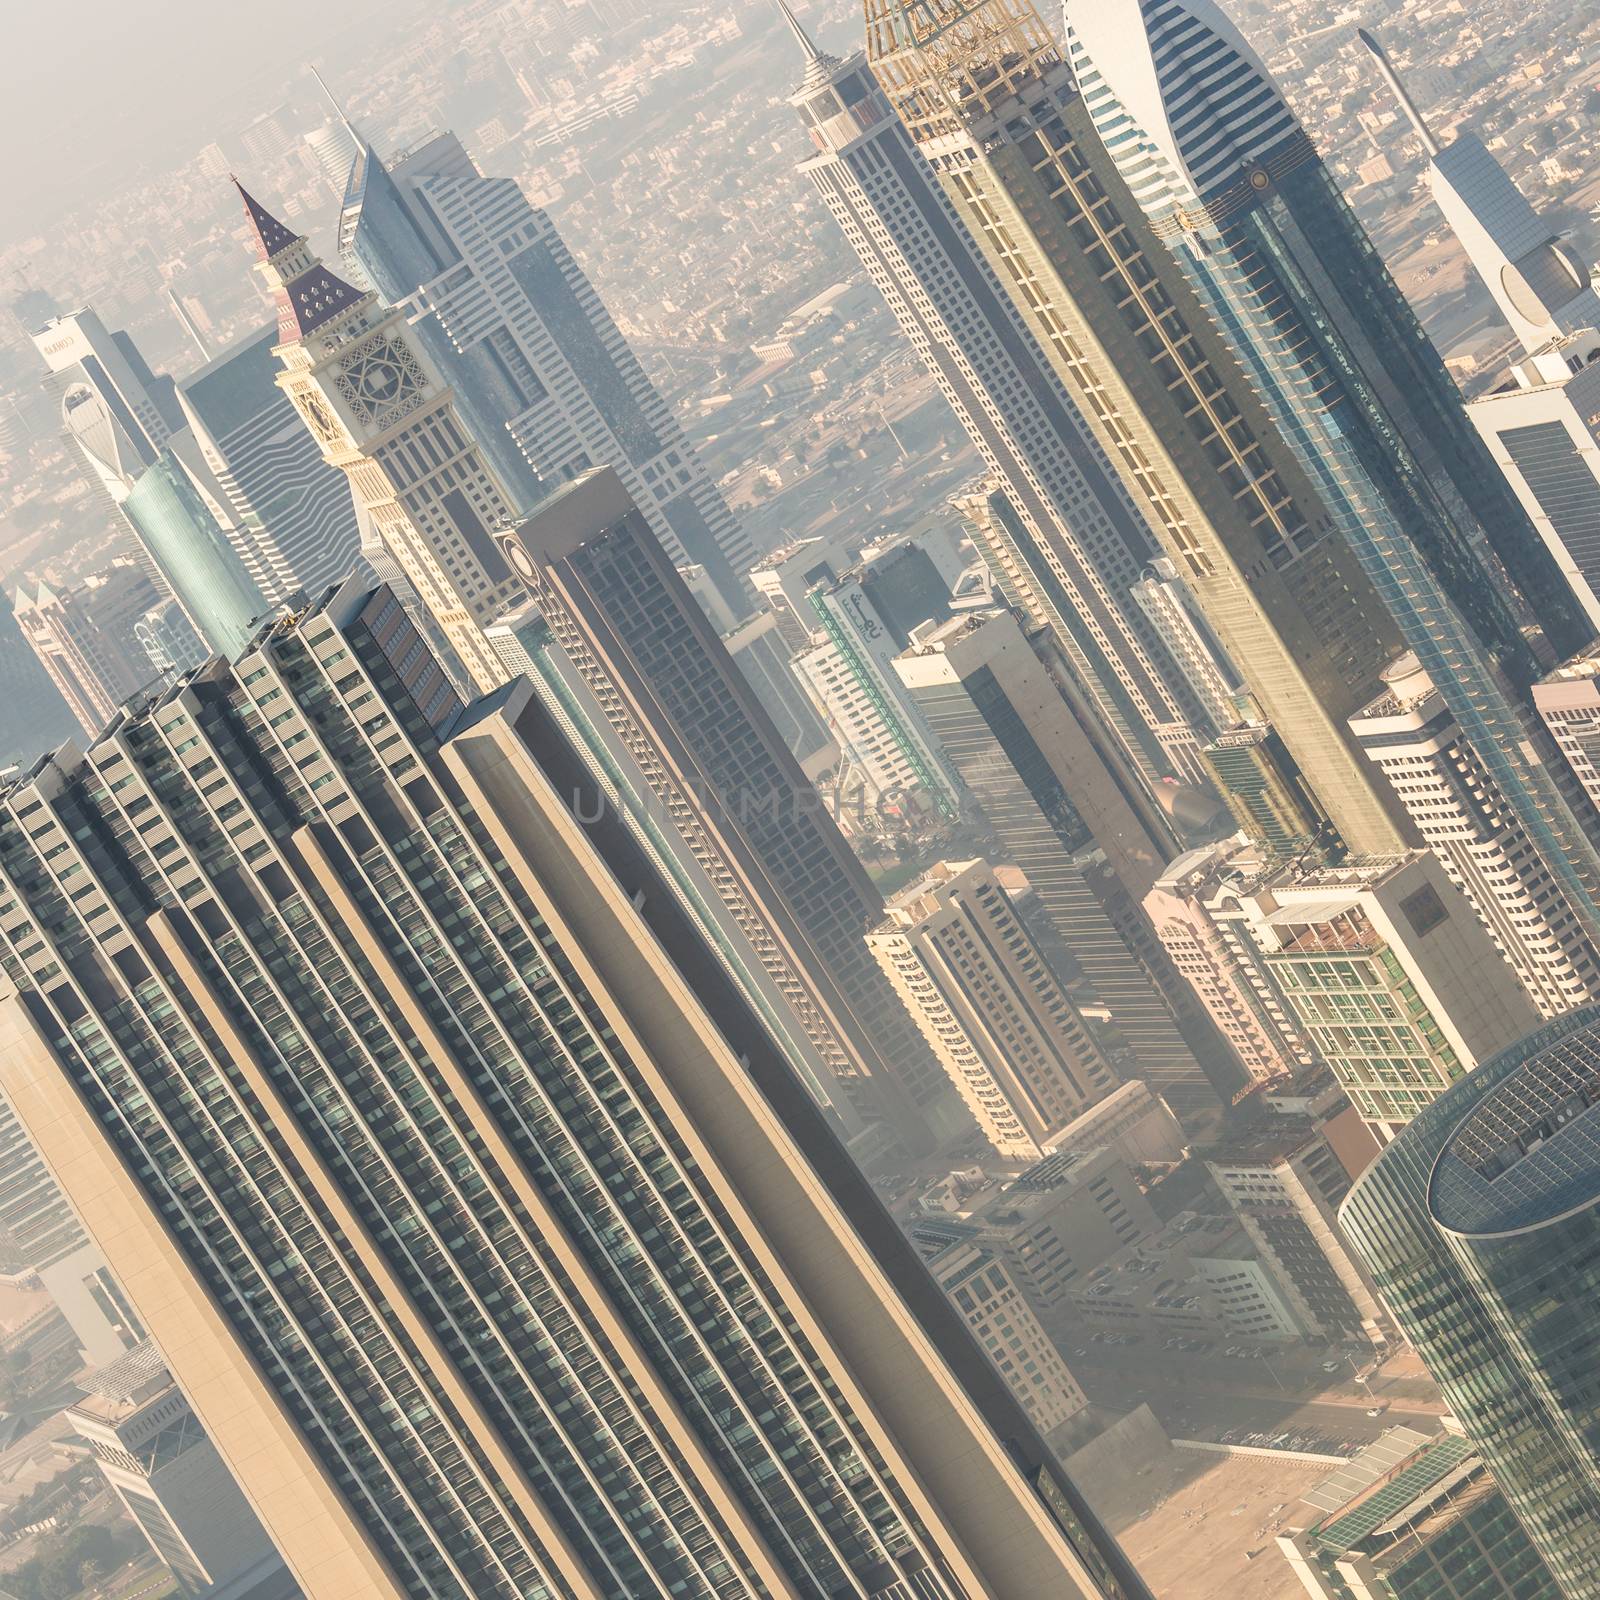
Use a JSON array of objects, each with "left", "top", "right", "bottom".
[{"left": 1068, "top": 1347, "right": 1447, "bottom": 1454}]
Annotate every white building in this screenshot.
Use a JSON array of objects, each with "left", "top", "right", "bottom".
[
  {"left": 1534, "top": 647, "right": 1600, "bottom": 820},
  {"left": 1467, "top": 333, "right": 1600, "bottom": 636},
  {"left": 1129, "top": 557, "right": 1242, "bottom": 734},
  {"left": 869, "top": 860, "right": 1120, "bottom": 1162},
  {"left": 67, "top": 1343, "right": 295, "bottom": 1600},
  {"left": 1350, "top": 653, "right": 1600, "bottom": 1019}
]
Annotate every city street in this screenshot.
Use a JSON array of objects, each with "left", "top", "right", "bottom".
[{"left": 1068, "top": 1344, "right": 1448, "bottom": 1454}]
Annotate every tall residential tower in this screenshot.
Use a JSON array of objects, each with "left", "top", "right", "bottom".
[
  {"left": 0, "top": 577, "right": 1150, "bottom": 1600},
  {"left": 780, "top": 6, "right": 1206, "bottom": 787}
]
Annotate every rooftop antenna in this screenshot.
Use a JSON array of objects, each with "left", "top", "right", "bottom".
[
  {"left": 310, "top": 64, "right": 360, "bottom": 143},
  {"left": 773, "top": 0, "right": 826, "bottom": 66},
  {"left": 1357, "top": 28, "right": 1440, "bottom": 158}
]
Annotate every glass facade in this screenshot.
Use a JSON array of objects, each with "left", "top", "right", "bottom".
[
  {"left": 123, "top": 453, "right": 267, "bottom": 658},
  {"left": 1341, "top": 1011, "right": 1600, "bottom": 1598},
  {"left": 1270, "top": 943, "right": 1464, "bottom": 1130},
  {"left": 1067, "top": 0, "right": 1600, "bottom": 957},
  {"left": 503, "top": 480, "right": 957, "bottom": 1137},
  {"left": 0, "top": 579, "right": 1146, "bottom": 1600}
]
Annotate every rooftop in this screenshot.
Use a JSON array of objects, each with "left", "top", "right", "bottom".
[{"left": 1303, "top": 1430, "right": 1479, "bottom": 1559}]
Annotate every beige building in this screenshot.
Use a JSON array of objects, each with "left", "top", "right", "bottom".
[
  {"left": 0, "top": 578, "right": 1142, "bottom": 1600},
  {"left": 1229, "top": 854, "right": 1539, "bottom": 1139},
  {"left": 1350, "top": 652, "right": 1600, "bottom": 1019},
  {"left": 896, "top": 609, "right": 1243, "bottom": 1125},
  {"left": 952, "top": 1149, "right": 1161, "bottom": 1327},
  {"left": 1145, "top": 839, "right": 1321, "bottom": 1087},
  {"left": 869, "top": 860, "right": 1120, "bottom": 1161},
  {"left": 1534, "top": 647, "right": 1600, "bottom": 821},
  {"left": 925, "top": 1238, "right": 1088, "bottom": 1442},
  {"left": 238, "top": 182, "right": 520, "bottom": 693},
  {"left": 1204, "top": 1099, "right": 1391, "bottom": 1347},
  {"left": 66, "top": 1343, "right": 294, "bottom": 1599}
]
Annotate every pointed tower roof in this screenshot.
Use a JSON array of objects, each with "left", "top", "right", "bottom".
[
  {"left": 1356, "top": 30, "right": 1440, "bottom": 157},
  {"left": 232, "top": 179, "right": 369, "bottom": 343},
  {"left": 774, "top": 0, "right": 841, "bottom": 93},
  {"left": 277, "top": 266, "right": 367, "bottom": 340},
  {"left": 233, "top": 179, "right": 301, "bottom": 262}
]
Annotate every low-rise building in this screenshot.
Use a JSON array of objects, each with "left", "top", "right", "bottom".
[
  {"left": 923, "top": 1238, "right": 1088, "bottom": 1445},
  {"left": 65, "top": 1342, "right": 296, "bottom": 1599},
  {"left": 1278, "top": 1426, "right": 1560, "bottom": 1599},
  {"left": 934, "top": 1148, "right": 1159, "bottom": 1325},
  {"left": 1204, "top": 1095, "right": 1391, "bottom": 1347},
  {"left": 1071, "top": 1211, "right": 1309, "bottom": 1345}
]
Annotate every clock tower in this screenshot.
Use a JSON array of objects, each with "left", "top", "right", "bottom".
[{"left": 235, "top": 181, "right": 522, "bottom": 692}]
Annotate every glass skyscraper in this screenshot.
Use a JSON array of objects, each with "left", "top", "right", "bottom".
[
  {"left": 1341, "top": 1009, "right": 1600, "bottom": 1598},
  {"left": 121, "top": 450, "right": 267, "bottom": 659},
  {"left": 340, "top": 130, "right": 757, "bottom": 621},
  {"left": 1064, "top": 0, "right": 1600, "bottom": 944},
  {"left": 0, "top": 576, "right": 1149, "bottom": 1600}
]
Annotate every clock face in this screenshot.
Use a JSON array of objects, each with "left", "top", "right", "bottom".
[
  {"left": 301, "top": 393, "right": 340, "bottom": 443},
  {"left": 336, "top": 337, "right": 425, "bottom": 427}
]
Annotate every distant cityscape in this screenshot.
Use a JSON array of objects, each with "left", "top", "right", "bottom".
[{"left": 0, "top": 1, "right": 1596, "bottom": 1599}]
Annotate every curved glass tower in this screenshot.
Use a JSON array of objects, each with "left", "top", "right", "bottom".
[
  {"left": 122, "top": 452, "right": 267, "bottom": 659},
  {"left": 1064, "top": 0, "right": 1600, "bottom": 946},
  {"left": 1341, "top": 1009, "right": 1600, "bottom": 1598}
]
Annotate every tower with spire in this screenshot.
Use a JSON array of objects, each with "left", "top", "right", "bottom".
[
  {"left": 234, "top": 180, "right": 522, "bottom": 693},
  {"left": 1359, "top": 28, "right": 1600, "bottom": 359}
]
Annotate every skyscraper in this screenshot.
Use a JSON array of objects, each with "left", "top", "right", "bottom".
[
  {"left": 1065, "top": 0, "right": 1587, "bottom": 671},
  {"left": 176, "top": 325, "right": 365, "bottom": 605},
  {"left": 1144, "top": 840, "right": 1322, "bottom": 1087},
  {"left": 1065, "top": 0, "right": 1600, "bottom": 950},
  {"left": 869, "top": 859, "right": 1121, "bottom": 1161},
  {"left": 1357, "top": 29, "right": 1600, "bottom": 641},
  {"left": 14, "top": 567, "right": 182, "bottom": 737},
  {"left": 1340, "top": 1009, "right": 1600, "bottom": 1598},
  {"left": 121, "top": 447, "right": 268, "bottom": 659},
  {"left": 1128, "top": 560, "right": 1243, "bottom": 737},
  {"left": 720, "top": 611, "right": 837, "bottom": 785},
  {"left": 779, "top": 7, "right": 1205, "bottom": 787},
  {"left": 1359, "top": 29, "right": 1600, "bottom": 358},
  {"left": 1534, "top": 649, "right": 1600, "bottom": 822},
  {"left": 235, "top": 182, "right": 522, "bottom": 692},
  {"left": 0, "top": 576, "right": 1150, "bottom": 1600},
  {"left": 801, "top": 572, "right": 965, "bottom": 818},
  {"left": 66, "top": 1345, "right": 294, "bottom": 1600},
  {"left": 30, "top": 307, "right": 181, "bottom": 500},
  {"left": 856, "top": 0, "right": 1411, "bottom": 857},
  {"left": 1235, "top": 853, "right": 1540, "bottom": 1139},
  {"left": 340, "top": 130, "right": 756, "bottom": 620},
  {"left": 894, "top": 610, "right": 1242, "bottom": 1121},
  {"left": 498, "top": 466, "right": 964, "bottom": 1142},
  {"left": 1350, "top": 654, "right": 1600, "bottom": 1019}
]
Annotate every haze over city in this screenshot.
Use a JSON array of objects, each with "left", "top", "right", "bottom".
[{"left": 0, "top": 1, "right": 1598, "bottom": 1598}]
